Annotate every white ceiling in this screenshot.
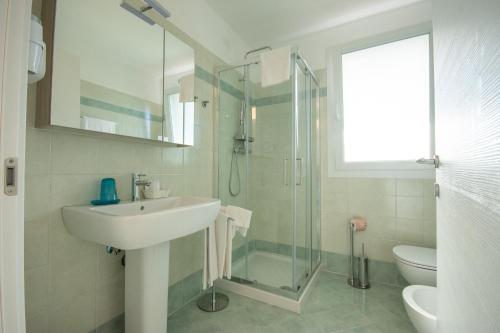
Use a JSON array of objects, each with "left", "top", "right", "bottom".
[{"left": 205, "top": 0, "right": 427, "bottom": 47}]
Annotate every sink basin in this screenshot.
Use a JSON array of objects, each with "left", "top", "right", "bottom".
[
  {"left": 62, "top": 196, "right": 220, "bottom": 250},
  {"left": 62, "top": 196, "right": 221, "bottom": 333}
]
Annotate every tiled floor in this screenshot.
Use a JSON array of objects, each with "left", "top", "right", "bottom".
[{"left": 167, "top": 271, "right": 416, "bottom": 333}]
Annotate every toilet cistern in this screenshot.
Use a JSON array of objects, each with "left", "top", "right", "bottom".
[{"left": 132, "top": 173, "right": 151, "bottom": 201}]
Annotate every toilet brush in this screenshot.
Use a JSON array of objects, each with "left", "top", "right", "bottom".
[{"left": 347, "top": 218, "right": 370, "bottom": 289}]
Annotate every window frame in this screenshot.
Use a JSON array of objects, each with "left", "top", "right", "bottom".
[{"left": 327, "top": 24, "right": 435, "bottom": 179}]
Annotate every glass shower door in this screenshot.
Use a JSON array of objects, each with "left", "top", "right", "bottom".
[
  {"left": 293, "top": 56, "right": 311, "bottom": 291},
  {"left": 245, "top": 63, "right": 295, "bottom": 290},
  {"left": 218, "top": 63, "right": 296, "bottom": 291}
]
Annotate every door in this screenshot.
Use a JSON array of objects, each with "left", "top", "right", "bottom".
[
  {"left": 0, "top": 0, "right": 31, "bottom": 332},
  {"left": 433, "top": 0, "right": 500, "bottom": 331}
]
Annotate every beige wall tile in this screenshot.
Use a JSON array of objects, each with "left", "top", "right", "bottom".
[
  {"left": 97, "top": 140, "right": 140, "bottom": 175},
  {"left": 96, "top": 279, "right": 125, "bottom": 327},
  {"left": 51, "top": 133, "right": 100, "bottom": 174},
  {"left": 25, "top": 175, "right": 51, "bottom": 222},
  {"left": 26, "top": 310, "right": 49, "bottom": 333},
  {"left": 25, "top": 219, "right": 49, "bottom": 270},
  {"left": 25, "top": 128, "right": 51, "bottom": 175},
  {"left": 25, "top": 266, "right": 49, "bottom": 318},
  {"left": 48, "top": 292, "right": 96, "bottom": 333},
  {"left": 396, "top": 179, "right": 424, "bottom": 197},
  {"left": 396, "top": 196, "right": 424, "bottom": 219},
  {"left": 49, "top": 251, "right": 97, "bottom": 306}
]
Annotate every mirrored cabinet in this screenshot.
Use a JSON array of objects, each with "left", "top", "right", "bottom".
[{"left": 36, "top": 0, "right": 195, "bottom": 145}]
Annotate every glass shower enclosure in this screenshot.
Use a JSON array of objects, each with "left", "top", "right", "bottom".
[{"left": 217, "top": 51, "right": 321, "bottom": 299}]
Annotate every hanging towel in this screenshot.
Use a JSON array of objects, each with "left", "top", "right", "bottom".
[
  {"left": 215, "top": 209, "right": 230, "bottom": 279},
  {"left": 202, "top": 206, "right": 253, "bottom": 289},
  {"left": 223, "top": 206, "right": 252, "bottom": 279},
  {"left": 226, "top": 205, "right": 252, "bottom": 237},
  {"left": 260, "top": 46, "right": 291, "bottom": 88},
  {"left": 202, "top": 222, "right": 218, "bottom": 289},
  {"left": 179, "top": 74, "right": 195, "bottom": 103}
]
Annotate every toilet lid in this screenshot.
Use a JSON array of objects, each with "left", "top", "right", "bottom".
[{"left": 393, "top": 245, "right": 436, "bottom": 269}]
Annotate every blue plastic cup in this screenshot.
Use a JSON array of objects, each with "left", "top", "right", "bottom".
[{"left": 100, "top": 178, "right": 118, "bottom": 202}]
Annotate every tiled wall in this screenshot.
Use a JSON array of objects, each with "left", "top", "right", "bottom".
[
  {"left": 25, "top": 2, "right": 223, "bottom": 332},
  {"left": 321, "top": 177, "right": 437, "bottom": 261}
]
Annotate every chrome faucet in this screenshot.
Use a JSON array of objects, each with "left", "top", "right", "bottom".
[{"left": 132, "top": 173, "right": 151, "bottom": 201}]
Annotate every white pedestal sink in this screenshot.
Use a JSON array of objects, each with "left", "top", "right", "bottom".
[{"left": 62, "top": 196, "right": 220, "bottom": 333}]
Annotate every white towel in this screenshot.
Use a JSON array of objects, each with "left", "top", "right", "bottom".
[
  {"left": 80, "top": 116, "right": 116, "bottom": 134},
  {"left": 202, "top": 222, "right": 218, "bottom": 289},
  {"left": 179, "top": 74, "right": 195, "bottom": 103},
  {"left": 215, "top": 211, "right": 229, "bottom": 279},
  {"left": 226, "top": 205, "right": 252, "bottom": 237},
  {"left": 260, "top": 46, "right": 291, "bottom": 88},
  {"left": 202, "top": 206, "right": 253, "bottom": 289}
]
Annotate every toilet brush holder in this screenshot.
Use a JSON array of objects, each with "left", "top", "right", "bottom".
[
  {"left": 347, "top": 223, "right": 371, "bottom": 289},
  {"left": 358, "top": 255, "right": 370, "bottom": 289}
]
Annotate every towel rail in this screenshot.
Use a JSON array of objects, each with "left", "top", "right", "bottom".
[{"left": 244, "top": 46, "right": 272, "bottom": 59}]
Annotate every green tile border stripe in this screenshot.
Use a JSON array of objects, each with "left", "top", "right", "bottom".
[
  {"left": 220, "top": 80, "right": 245, "bottom": 100},
  {"left": 80, "top": 96, "right": 163, "bottom": 123},
  {"left": 80, "top": 66, "right": 326, "bottom": 126},
  {"left": 253, "top": 87, "right": 327, "bottom": 107},
  {"left": 196, "top": 65, "right": 327, "bottom": 106},
  {"left": 195, "top": 65, "right": 216, "bottom": 86},
  {"left": 254, "top": 93, "right": 291, "bottom": 107}
]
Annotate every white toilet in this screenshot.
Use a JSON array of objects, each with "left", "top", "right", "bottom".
[
  {"left": 403, "top": 285, "right": 437, "bottom": 333},
  {"left": 393, "top": 245, "right": 437, "bottom": 333},
  {"left": 392, "top": 245, "right": 436, "bottom": 286}
]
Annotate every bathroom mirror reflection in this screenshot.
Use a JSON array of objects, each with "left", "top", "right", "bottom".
[
  {"left": 40, "top": 0, "right": 195, "bottom": 145},
  {"left": 162, "top": 31, "right": 195, "bottom": 145}
]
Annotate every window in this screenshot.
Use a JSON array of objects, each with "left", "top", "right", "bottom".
[
  {"left": 328, "top": 28, "right": 434, "bottom": 178},
  {"left": 163, "top": 92, "right": 194, "bottom": 145}
]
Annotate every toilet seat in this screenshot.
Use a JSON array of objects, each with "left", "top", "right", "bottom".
[{"left": 393, "top": 245, "right": 436, "bottom": 271}]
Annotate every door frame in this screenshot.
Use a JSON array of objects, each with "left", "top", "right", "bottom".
[{"left": 0, "top": 0, "right": 32, "bottom": 332}]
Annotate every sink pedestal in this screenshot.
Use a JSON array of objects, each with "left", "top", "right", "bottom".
[{"left": 125, "top": 241, "right": 170, "bottom": 333}]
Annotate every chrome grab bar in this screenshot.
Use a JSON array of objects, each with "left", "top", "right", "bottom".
[{"left": 416, "top": 155, "right": 440, "bottom": 168}]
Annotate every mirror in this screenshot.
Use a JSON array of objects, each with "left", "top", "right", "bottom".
[
  {"left": 38, "top": 0, "right": 195, "bottom": 145},
  {"left": 162, "top": 31, "right": 195, "bottom": 145}
]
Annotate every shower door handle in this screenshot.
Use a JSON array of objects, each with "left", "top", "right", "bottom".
[
  {"left": 296, "top": 158, "right": 303, "bottom": 186},
  {"left": 283, "top": 158, "right": 289, "bottom": 186}
]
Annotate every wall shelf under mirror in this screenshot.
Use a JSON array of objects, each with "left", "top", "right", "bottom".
[{"left": 36, "top": 0, "right": 196, "bottom": 146}]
